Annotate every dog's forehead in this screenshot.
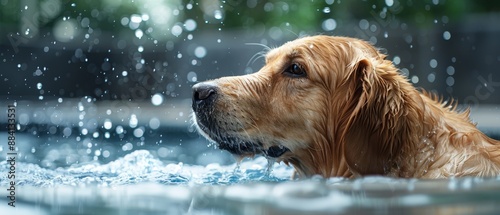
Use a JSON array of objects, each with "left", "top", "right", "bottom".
[{"left": 266, "top": 38, "right": 318, "bottom": 61}]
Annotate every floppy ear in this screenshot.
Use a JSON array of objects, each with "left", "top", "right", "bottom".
[{"left": 341, "top": 58, "right": 405, "bottom": 176}]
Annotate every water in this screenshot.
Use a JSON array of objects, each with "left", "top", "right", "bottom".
[
  {"left": 0, "top": 150, "right": 291, "bottom": 187},
  {"left": 1, "top": 148, "right": 500, "bottom": 214}
]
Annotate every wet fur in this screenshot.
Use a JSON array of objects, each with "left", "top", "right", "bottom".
[{"left": 194, "top": 35, "right": 500, "bottom": 178}]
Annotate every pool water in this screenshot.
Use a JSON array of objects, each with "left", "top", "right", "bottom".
[
  {"left": 2, "top": 149, "right": 500, "bottom": 215},
  {"left": 1, "top": 101, "right": 499, "bottom": 214}
]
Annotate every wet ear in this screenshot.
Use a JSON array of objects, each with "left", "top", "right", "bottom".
[{"left": 341, "top": 58, "right": 401, "bottom": 176}]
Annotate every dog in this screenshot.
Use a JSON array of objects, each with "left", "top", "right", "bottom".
[{"left": 191, "top": 35, "right": 500, "bottom": 178}]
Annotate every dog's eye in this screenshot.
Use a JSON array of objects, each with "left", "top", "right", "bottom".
[{"left": 284, "top": 63, "right": 306, "bottom": 78}]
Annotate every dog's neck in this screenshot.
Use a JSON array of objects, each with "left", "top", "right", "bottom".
[{"left": 394, "top": 93, "right": 500, "bottom": 178}]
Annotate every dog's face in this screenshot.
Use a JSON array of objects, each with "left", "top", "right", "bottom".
[{"left": 192, "top": 36, "right": 389, "bottom": 176}]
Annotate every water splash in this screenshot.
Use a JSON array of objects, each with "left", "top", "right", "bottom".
[{"left": 0, "top": 150, "right": 293, "bottom": 187}]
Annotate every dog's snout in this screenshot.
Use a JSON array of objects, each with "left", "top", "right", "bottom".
[{"left": 193, "top": 82, "right": 217, "bottom": 101}]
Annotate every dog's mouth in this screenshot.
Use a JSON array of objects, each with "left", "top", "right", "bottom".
[{"left": 194, "top": 119, "right": 290, "bottom": 158}]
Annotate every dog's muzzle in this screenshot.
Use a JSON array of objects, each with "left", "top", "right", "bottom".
[{"left": 192, "top": 82, "right": 290, "bottom": 158}]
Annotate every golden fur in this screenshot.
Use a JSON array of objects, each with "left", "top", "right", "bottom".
[{"left": 192, "top": 35, "right": 500, "bottom": 178}]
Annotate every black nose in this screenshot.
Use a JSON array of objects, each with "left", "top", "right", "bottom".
[{"left": 193, "top": 82, "right": 217, "bottom": 101}]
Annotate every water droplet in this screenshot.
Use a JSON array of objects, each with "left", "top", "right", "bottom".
[
  {"left": 194, "top": 46, "right": 207, "bottom": 58},
  {"left": 133, "top": 127, "right": 144, "bottom": 138},
  {"left": 104, "top": 119, "right": 112, "bottom": 130},
  {"left": 214, "top": 10, "right": 223, "bottom": 19},
  {"left": 446, "top": 66, "right": 455, "bottom": 75},
  {"left": 116, "top": 125, "right": 124, "bottom": 134},
  {"left": 130, "top": 14, "right": 142, "bottom": 23},
  {"left": 393, "top": 56, "right": 401, "bottom": 65},
  {"left": 322, "top": 7, "right": 331, "bottom": 13},
  {"left": 129, "top": 114, "right": 138, "bottom": 128},
  {"left": 411, "top": 75, "right": 419, "bottom": 84},
  {"left": 187, "top": 71, "right": 198, "bottom": 82},
  {"left": 321, "top": 19, "right": 337, "bottom": 31},
  {"left": 171, "top": 25, "right": 183, "bottom": 37},
  {"left": 359, "top": 19, "right": 369, "bottom": 30},
  {"left": 184, "top": 19, "right": 197, "bottom": 31},
  {"left": 135, "top": 29, "right": 143, "bottom": 39},
  {"left": 443, "top": 31, "right": 451, "bottom": 40},
  {"left": 429, "top": 59, "right": 438, "bottom": 68},
  {"left": 151, "top": 93, "right": 164, "bottom": 106},
  {"left": 325, "top": 0, "right": 335, "bottom": 5},
  {"left": 427, "top": 73, "right": 436, "bottom": 83},
  {"left": 149, "top": 118, "right": 160, "bottom": 130},
  {"left": 37, "top": 83, "right": 43, "bottom": 89},
  {"left": 446, "top": 76, "right": 455, "bottom": 86},
  {"left": 385, "top": 0, "right": 394, "bottom": 7}
]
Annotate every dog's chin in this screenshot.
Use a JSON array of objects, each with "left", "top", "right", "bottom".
[{"left": 193, "top": 117, "right": 290, "bottom": 159}]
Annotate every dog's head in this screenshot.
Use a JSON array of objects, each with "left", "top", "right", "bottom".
[{"left": 192, "top": 35, "right": 412, "bottom": 177}]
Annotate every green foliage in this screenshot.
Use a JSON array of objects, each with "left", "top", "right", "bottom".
[{"left": 1, "top": 0, "right": 498, "bottom": 33}]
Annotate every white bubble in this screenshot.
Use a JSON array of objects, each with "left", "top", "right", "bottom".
[
  {"left": 149, "top": 117, "right": 160, "bottom": 130},
  {"left": 53, "top": 19, "right": 78, "bottom": 42},
  {"left": 187, "top": 71, "right": 197, "bottom": 82},
  {"left": 446, "top": 76, "right": 455, "bottom": 86},
  {"left": 63, "top": 127, "right": 72, "bottom": 137},
  {"left": 446, "top": 66, "right": 455, "bottom": 75},
  {"left": 141, "top": 14, "right": 150, "bottom": 21},
  {"left": 129, "top": 114, "right": 138, "bottom": 128},
  {"left": 122, "top": 142, "right": 133, "bottom": 151},
  {"left": 121, "top": 17, "right": 129, "bottom": 26},
  {"left": 19, "top": 113, "right": 29, "bottom": 125},
  {"left": 184, "top": 19, "right": 197, "bottom": 31},
  {"left": 171, "top": 25, "right": 183, "bottom": 37},
  {"left": 37, "top": 82, "right": 43, "bottom": 89},
  {"left": 133, "top": 127, "right": 144, "bottom": 138},
  {"left": 214, "top": 10, "right": 223, "bottom": 19},
  {"left": 411, "top": 75, "right": 419, "bottom": 84},
  {"left": 321, "top": 18, "right": 337, "bottom": 31},
  {"left": 427, "top": 73, "right": 436, "bottom": 83},
  {"left": 194, "top": 46, "right": 207, "bottom": 58},
  {"left": 393, "top": 56, "right": 401, "bottom": 65},
  {"left": 50, "top": 111, "right": 63, "bottom": 124},
  {"left": 359, "top": 19, "right": 369, "bottom": 30},
  {"left": 135, "top": 29, "right": 143, "bottom": 39},
  {"left": 443, "top": 31, "right": 451, "bottom": 40},
  {"left": 130, "top": 14, "right": 142, "bottom": 23},
  {"left": 103, "top": 119, "right": 112, "bottom": 130},
  {"left": 138, "top": 46, "right": 144, "bottom": 52},
  {"left": 116, "top": 125, "right": 124, "bottom": 134},
  {"left": 122, "top": 71, "right": 128, "bottom": 76},
  {"left": 429, "top": 59, "right": 438, "bottom": 68},
  {"left": 102, "top": 150, "right": 110, "bottom": 158},
  {"left": 157, "top": 147, "right": 169, "bottom": 158},
  {"left": 151, "top": 93, "right": 164, "bottom": 106},
  {"left": 385, "top": 0, "right": 394, "bottom": 7}
]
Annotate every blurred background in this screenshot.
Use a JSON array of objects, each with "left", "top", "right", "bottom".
[{"left": 0, "top": 0, "right": 499, "bottom": 169}]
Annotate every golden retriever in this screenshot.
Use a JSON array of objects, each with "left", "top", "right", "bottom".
[{"left": 192, "top": 35, "right": 500, "bottom": 179}]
